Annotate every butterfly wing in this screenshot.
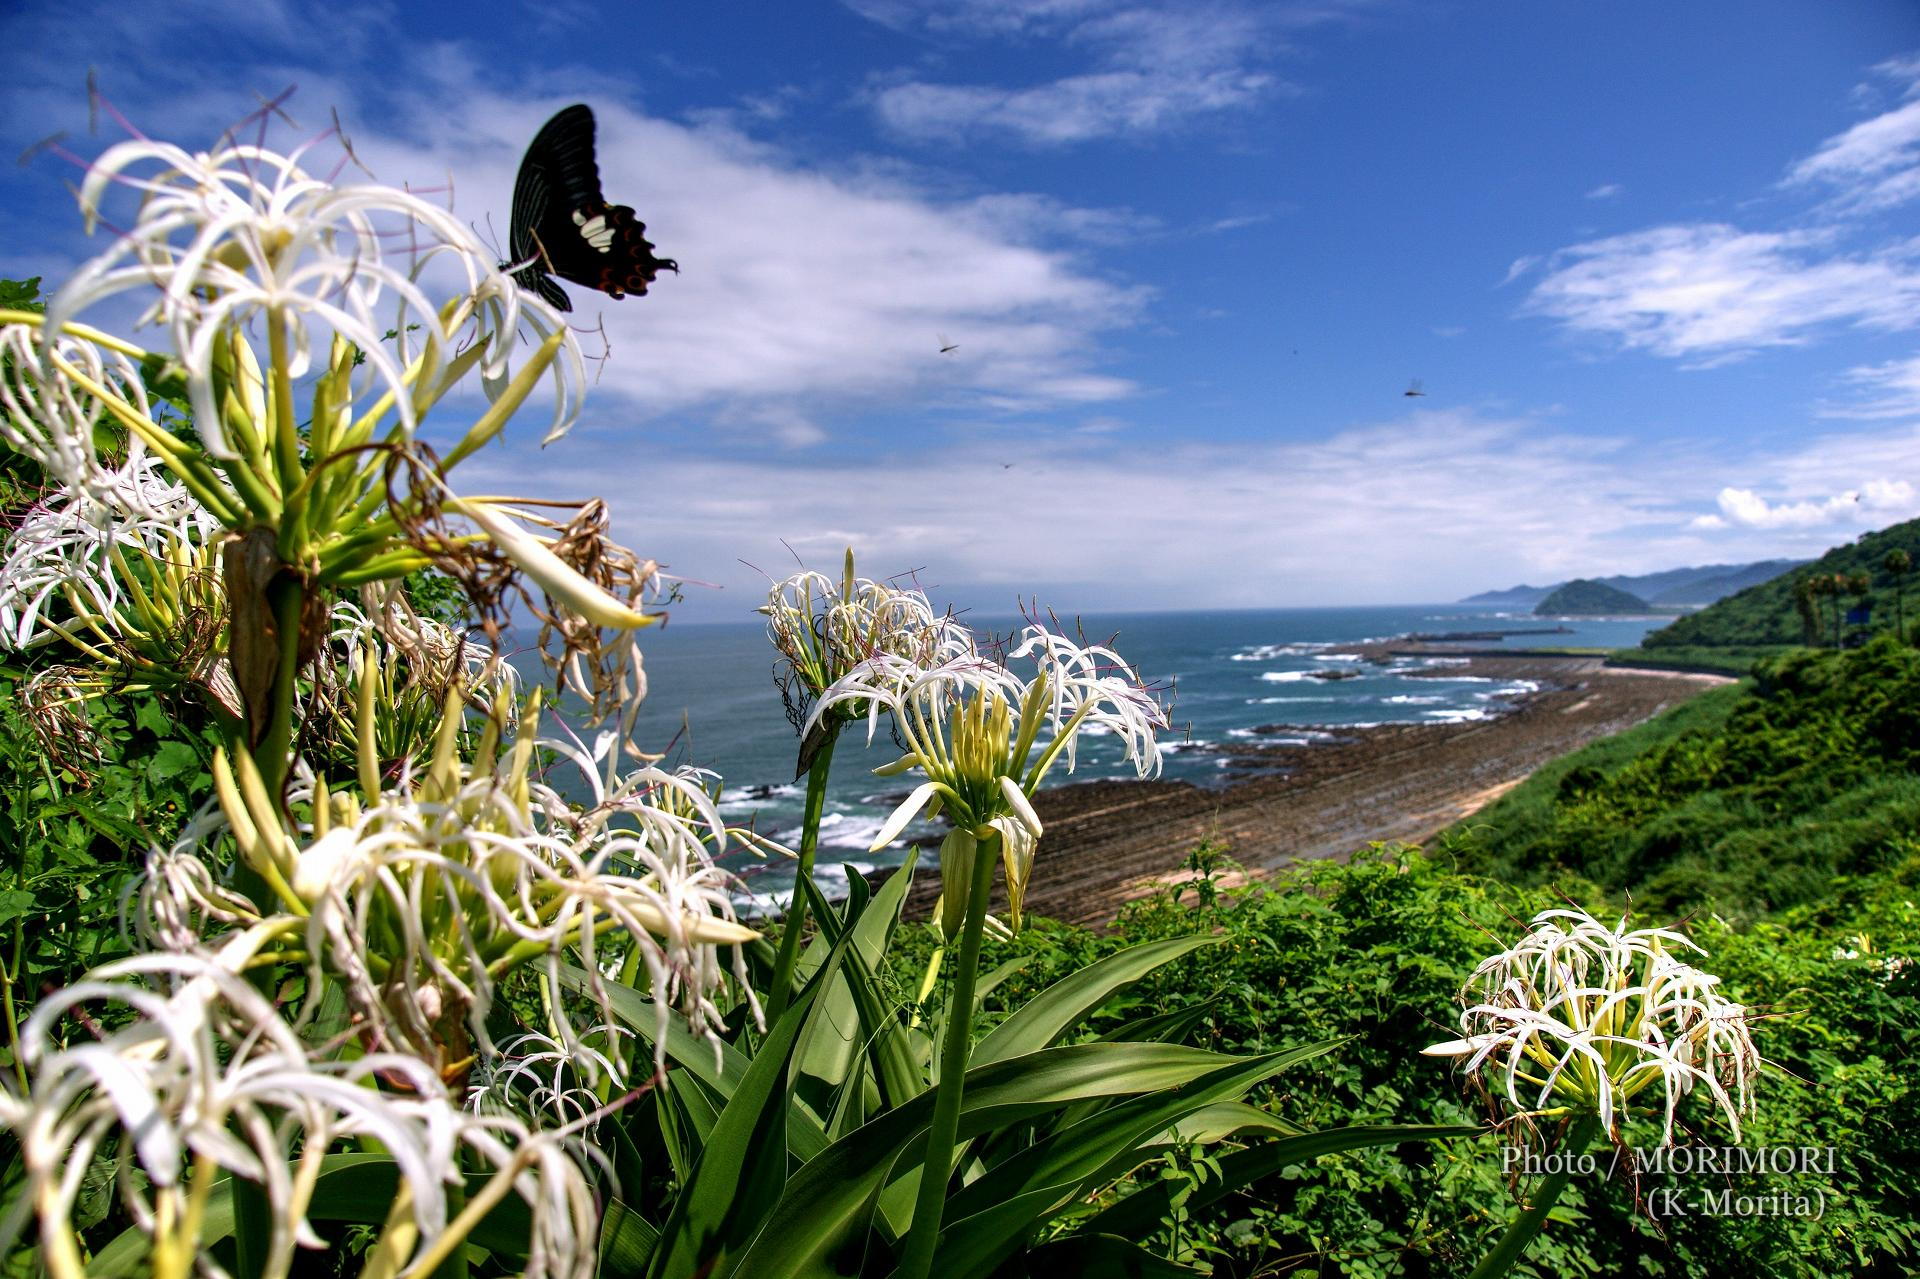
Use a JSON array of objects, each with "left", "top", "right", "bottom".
[
  {"left": 508, "top": 104, "right": 677, "bottom": 310},
  {"left": 509, "top": 106, "right": 597, "bottom": 312}
]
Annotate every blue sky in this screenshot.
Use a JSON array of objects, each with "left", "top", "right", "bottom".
[{"left": 5, "top": 0, "right": 1920, "bottom": 615}]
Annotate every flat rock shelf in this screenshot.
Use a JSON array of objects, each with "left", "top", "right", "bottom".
[{"left": 893, "top": 647, "right": 1733, "bottom": 928}]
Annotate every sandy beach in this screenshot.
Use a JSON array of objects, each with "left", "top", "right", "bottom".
[{"left": 899, "top": 645, "right": 1733, "bottom": 927}]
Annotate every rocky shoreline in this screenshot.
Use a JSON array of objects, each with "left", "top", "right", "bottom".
[{"left": 893, "top": 643, "right": 1732, "bottom": 927}]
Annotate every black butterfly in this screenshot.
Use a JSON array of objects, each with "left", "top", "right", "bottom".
[{"left": 508, "top": 105, "right": 677, "bottom": 312}]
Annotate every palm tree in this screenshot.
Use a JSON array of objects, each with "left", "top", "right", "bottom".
[
  {"left": 1792, "top": 574, "right": 1821, "bottom": 646},
  {"left": 1886, "top": 549, "right": 1912, "bottom": 643},
  {"left": 1809, "top": 573, "right": 1840, "bottom": 648}
]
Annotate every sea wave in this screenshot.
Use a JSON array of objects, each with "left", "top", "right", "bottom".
[
  {"left": 718, "top": 782, "right": 803, "bottom": 811},
  {"left": 1230, "top": 642, "right": 1326, "bottom": 661}
]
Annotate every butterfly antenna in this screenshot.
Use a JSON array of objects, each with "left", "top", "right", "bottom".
[{"left": 477, "top": 210, "right": 503, "bottom": 262}]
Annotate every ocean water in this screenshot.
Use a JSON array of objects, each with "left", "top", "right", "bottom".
[{"left": 615, "top": 605, "right": 1665, "bottom": 911}]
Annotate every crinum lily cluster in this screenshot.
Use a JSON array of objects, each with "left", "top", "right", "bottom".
[
  {"left": 829, "top": 618, "right": 1168, "bottom": 1279},
  {"left": 1425, "top": 908, "right": 1761, "bottom": 1147},
  {"left": 0, "top": 110, "right": 741, "bottom": 1273},
  {"left": 817, "top": 622, "right": 1167, "bottom": 933},
  {"left": 151, "top": 676, "right": 762, "bottom": 1083},
  {"left": 0, "top": 927, "right": 600, "bottom": 1279},
  {"left": 761, "top": 550, "right": 971, "bottom": 767},
  {"left": 756, "top": 550, "right": 971, "bottom": 1011}
]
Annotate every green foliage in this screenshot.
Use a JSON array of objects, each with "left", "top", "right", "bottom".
[
  {"left": 1452, "top": 638, "right": 1920, "bottom": 920},
  {"left": 0, "top": 667, "right": 222, "bottom": 1030},
  {"left": 1606, "top": 645, "right": 1796, "bottom": 676},
  {"left": 1645, "top": 516, "right": 1920, "bottom": 648},
  {"left": 881, "top": 840, "right": 1920, "bottom": 1277},
  {"left": 1533, "top": 578, "right": 1653, "bottom": 616}
]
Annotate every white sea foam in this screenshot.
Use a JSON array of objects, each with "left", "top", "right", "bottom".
[
  {"left": 1424, "top": 707, "right": 1492, "bottom": 723},
  {"left": 1382, "top": 694, "right": 1446, "bottom": 705},
  {"left": 1473, "top": 681, "right": 1540, "bottom": 701},
  {"left": 718, "top": 782, "right": 803, "bottom": 811},
  {"left": 1259, "top": 670, "right": 1317, "bottom": 683},
  {"left": 1230, "top": 641, "right": 1331, "bottom": 661},
  {"left": 817, "top": 812, "right": 893, "bottom": 850}
]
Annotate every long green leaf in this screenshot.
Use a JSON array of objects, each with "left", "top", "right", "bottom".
[
  {"left": 647, "top": 937, "right": 841, "bottom": 1279},
  {"left": 1094, "top": 1000, "right": 1213, "bottom": 1046},
  {"left": 800, "top": 875, "right": 921, "bottom": 1108},
  {"left": 725, "top": 1042, "right": 1250, "bottom": 1279},
  {"left": 599, "top": 1200, "right": 660, "bottom": 1278},
  {"left": 1078, "top": 1123, "right": 1483, "bottom": 1240},
  {"left": 930, "top": 1041, "right": 1343, "bottom": 1277},
  {"left": 1160, "top": 1100, "right": 1304, "bottom": 1144},
  {"left": 794, "top": 853, "right": 918, "bottom": 1092},
  {"left": 552, "top": 964, "right": 832, "bottom": 1165},
  {"left": 973, "top": 936, "right": 1220, "bottom": 1067}
]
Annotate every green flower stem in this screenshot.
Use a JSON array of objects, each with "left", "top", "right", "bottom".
[
  {"left": 767, "top": 727, "right": 839, "bottom": 1019},
  {"left": 1467, "top": 1113, "right": 1602, "bottom": 1279},
  {"left": 897, "top": 826, "right": 1000, "bottom": 1279},
  {"left": 252, "top": 574, "right": 308, "bottom": 800},
  {"left": 1, "top": 919, "right": 26, "bottom": 1093}
]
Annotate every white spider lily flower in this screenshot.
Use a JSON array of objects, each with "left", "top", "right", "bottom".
[
  {"left": 469, "top": 1027, "right": 634, "bottom": 1132},
  {"left": 1425, "top": 907, "right": 1760, "bottom": 1147},
  {"left": 0, "top": 936, "right": 601, "bottom": 1279},
  {"left": 809, "top": 622, "right": 1166, "bottom": 931},
  {"left": 760, "top": 551, "right": 973, "bottom": 741},
  {"left": 54, "top": 133, "right": 581, "bottom": 457},
  {"left": 1010, "top": 624, "right": 1165, "bottom": 777},
  {"left": 204, "top": 693, "right": 761, "bottom": 1079},
  {"left": 0, "top": 457, "right": 224, "bottom": 652},
  {"left": 126, "top": 847, "right": 262, "bottom": 955},
  {"left": 0, "top": 323, "right": 156, "bottom": 507}
]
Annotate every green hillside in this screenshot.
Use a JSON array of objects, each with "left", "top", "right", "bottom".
[
  {"left": 1453, "top": 636, "right": 1920, "bottom": 919},
  {"left": 1644, "top": 516, "right": 1920, "bottom": 648},
  {"left": 1534, "top": 577, "right": 1651, "bottom": 615}
]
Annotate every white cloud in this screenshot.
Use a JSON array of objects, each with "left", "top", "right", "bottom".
[
  {"left": 1523, "top": 225, "right": 1920, "bottom": 361},
  {"left": 1786, "top": 54, "right": 1920, "bottom": 215},
  {"left": 1691, "top": 480, "right": 1917, "bottom": 531},
  {"left": 456, "top": 409, "right": 1920, "bottom": 612},
  {"left": 1818, "top": 352, "right": 1920, "bottom": 420},
  {"left": 1524, "top": 54, "right": 1920, "bottom": 364},
  {"left": 1584, "top": 183, "right": 1623, "bottom": 200},
  {"left": 858, "top": 3, "right": 1301, "bottom": 146},
  {"left": 1499, "top": 255, "right": 1540, "bottom": 286}
]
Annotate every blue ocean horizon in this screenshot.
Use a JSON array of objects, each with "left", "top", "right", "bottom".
[{"left": 606, "top": 603, "right": 1666, "bottom": 912}]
